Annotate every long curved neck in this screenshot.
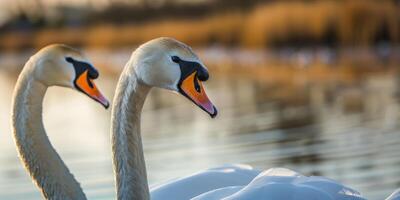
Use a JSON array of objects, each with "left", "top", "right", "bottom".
[
  {"left": 11, "top": 62, "right": 87, "bottom": 200},
  {"left": 111, "top": 66, "right": 151, "bottom": 200}
]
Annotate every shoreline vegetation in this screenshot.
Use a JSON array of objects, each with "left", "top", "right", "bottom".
[
  {"left": 0, "top": 1, "right": 398, "bottom": 51},
  {"left": 1, "top": 47, "right": 398, "bottom": 85}
]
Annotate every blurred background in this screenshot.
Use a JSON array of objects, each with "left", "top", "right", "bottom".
[{"left": 0, "top": 0, "right": 399, "bottom": 199}]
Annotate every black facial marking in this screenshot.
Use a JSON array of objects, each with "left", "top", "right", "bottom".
[
  {"left": 174, "top": 56, "right": 216, "bottom": 117},
  {"left": 66, "top": 57, "right": 99, "bottom": 92},
  {"left": 65, "top": 57, "right": 99, "bottom": 80},
  {"left": 173, "top": 56, "right": 209, "bottom": 87}
]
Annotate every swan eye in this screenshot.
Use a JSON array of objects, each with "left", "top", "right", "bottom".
[
  {"left": 171, "top": 56, "right": 181, "bottom": 63},
  {"left": 65, "top": 57, "right": 74, "bottom": 63}
]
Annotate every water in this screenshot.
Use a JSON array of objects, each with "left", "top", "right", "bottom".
[{"left": 0, "top": 50, "right": 399, "bottom": 200}]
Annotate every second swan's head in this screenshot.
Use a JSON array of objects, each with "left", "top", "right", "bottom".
[
  {"left": 132, "top": 37, "right": 217, "bottom": 118},
  {"left": 30, "top": 44, "right": 110, "bottom": 108}
]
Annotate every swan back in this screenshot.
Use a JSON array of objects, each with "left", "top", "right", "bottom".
[
  {"left": 191, "top": 168, "right": 366, "bottom": 200},
  {"left": 151, "top": 164, "right": 260, "bottom": 200}
]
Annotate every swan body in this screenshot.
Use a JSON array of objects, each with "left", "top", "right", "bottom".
[
  {"left": 11, "top": 44, "right": 108, "bottom": 200},
  {"left": 149, "top": 166, "right": 366, "bottom": 200},
  {"left": 189, "top": 168, "right": 365, "bottom": 200},
  {"left": 111, "top": 37, "right": 371, "bottom": 200},
  {"left": 151, "top": 164, "right": 260, "bottom": 200}
]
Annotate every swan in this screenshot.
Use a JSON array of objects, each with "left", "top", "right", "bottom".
[
  {"left": 11, "top": 44, "right": 109, "bottom": 200},
  {"left": 110, "top": 37, "right": 368, "bottom": 200}
]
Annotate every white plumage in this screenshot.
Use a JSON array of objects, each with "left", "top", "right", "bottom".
[{"left": 151, "top": 165, "right": 366, "bottom": 200}]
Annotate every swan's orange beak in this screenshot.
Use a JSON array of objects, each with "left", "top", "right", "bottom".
[
  {"left": 75, "top": 70, "right": 109, "bottom": 109},
  {"left": 179, "top": 72, "right": 217, "bottom": 118}
]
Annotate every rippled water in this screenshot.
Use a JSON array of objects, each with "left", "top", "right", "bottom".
[{"left": 0, "top": 51, "right": 400, "bottom": 200}]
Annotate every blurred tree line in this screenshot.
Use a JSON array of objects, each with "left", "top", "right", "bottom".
[
  {"left": 0, "top": 0, "right": 399, "bottom": 50},
  {"left": 1, "top": 0, "right": 268, "bottom": 29}
]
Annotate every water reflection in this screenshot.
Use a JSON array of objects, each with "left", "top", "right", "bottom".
[{"left": 0, "top": 56, "right": 399, "bottom": 200}]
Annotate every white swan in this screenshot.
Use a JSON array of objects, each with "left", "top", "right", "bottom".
[
  {"left": 110, "top": 37, "right": 369, "bottom": 200},
  {"left": 11, "top": 44, "right": 109, "bottom": 200}
]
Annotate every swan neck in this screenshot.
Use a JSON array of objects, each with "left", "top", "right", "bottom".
[
  {"left": 111, "top": 70, "right": 151, "bottom": 200},
  {"left": 11, "top": 65, "right": 87, "bottom": 200}
]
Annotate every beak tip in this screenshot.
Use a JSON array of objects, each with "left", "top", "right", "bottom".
[
  {"left": 103, "top": 101, "right": 110, "bottom": 109},
  {"left": 209, "top": 106, "right": 218, "bottom": 118},
  {"left": 104, "top": 103, "right": 110, "bottom": 109}
]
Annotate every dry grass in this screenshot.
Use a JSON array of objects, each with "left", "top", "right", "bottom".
[
  {"left": 0, "top": 0, "right": 398, "bottom": 50},
  {"left": 242, "top": 0, "right": 399, "bottom": 47}
]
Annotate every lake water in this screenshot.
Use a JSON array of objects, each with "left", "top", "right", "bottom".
[{"left": 0, "top": 49, "right": 399, "bottom": 200}]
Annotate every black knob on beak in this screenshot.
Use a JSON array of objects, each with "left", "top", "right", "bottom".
[
  {"left": 197, "top": 67, "right": 209, "bottom": 81},
  {"left": 88, "top": 68, "right": 99, "bottom": 79}
]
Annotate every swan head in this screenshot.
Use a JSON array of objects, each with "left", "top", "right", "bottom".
[
  {"left": 133, "top": 37, "right": 217, "bottom": 117},
  {"left": 31, "top": 44, "right": 109, "bottom": 108}
]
